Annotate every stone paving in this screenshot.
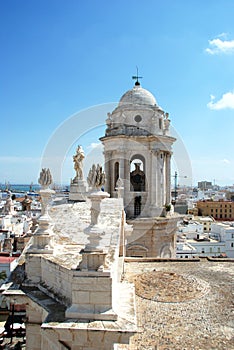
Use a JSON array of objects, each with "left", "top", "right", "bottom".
[{"left": 123, "top": 260, "right": 234, "bottom": 350}]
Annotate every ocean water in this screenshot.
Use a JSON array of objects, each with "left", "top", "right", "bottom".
[
  {"left": 0, "top": 184, "right": 40, "bottom": 193},
  {"left": 0, "top": 184, "right": 41, "bottom": 198},
  {"left": 0, "top": 184, "right": 69, "bottom": 198}
]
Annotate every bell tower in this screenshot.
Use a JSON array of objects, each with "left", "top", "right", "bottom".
[{"left": 100, "top": 81, "right": 176, "bottom": 219}]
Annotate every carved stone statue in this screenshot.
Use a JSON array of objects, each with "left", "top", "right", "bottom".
[
  {"left": 73, "top": 145, "right": 85, "bottom": 181},
  {"left": 116, "top": 178, "right": 124, "bottom": 198},
  {"left": 4, "top": 191, "right": 14, "bottom": 214},
  {"left": 69, "top": 146, "right": 88, "bottom": 201},
  {"left": 87, "top": 164, "right": 105, "bottom": 190},
  {"left": 164, "top": 112, "right": 170, "bottom": 132},
  {"left": 22, "top": 194, "right": 32, "bottom": 211},
  {"left": 116, "top": 178, "right": 124, "bottom": 188},
  {"left": 38, "top": 168, "right": 53, "bottom": 189}
]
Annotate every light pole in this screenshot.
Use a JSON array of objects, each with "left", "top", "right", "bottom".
[{"left": 172, "top": 171, "right": 187, "bottom": 203}]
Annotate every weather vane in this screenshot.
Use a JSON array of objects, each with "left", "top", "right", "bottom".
[{"left": 132, "top": 66, "right": 143, "bottom": 85}]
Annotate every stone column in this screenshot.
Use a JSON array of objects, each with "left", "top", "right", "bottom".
[
  {"left": 165, "top": 152, "right": 171, "bottom": 205},
  {"left": 88, "top": 191, "right": 110, "bottom": 228},
  {"left": 151, "top": 150, "right": 157, "bottom": 206},
  {"left": 104, "top": 151, "right": 111, "bottom": 194},
  {"left": 156, "top": 152, "right": 162, "bottom": 207},
  {"left": 119, "top": 156, "right": 125, "bottom": 183},
  {"left": 27, "top": 188, "right": 55, "bottom": 254},
  {"left": 125, "top": 157, "right": 131, "bottom": 191},
  {"left": 67, "top": 191, "right": 117, "bottom": 321},
  {"left": 161, "top": 153, "right": 166, "bottom": 206},
  {"left": 78, "top": 190, "right": 110, "bottom": 272}
]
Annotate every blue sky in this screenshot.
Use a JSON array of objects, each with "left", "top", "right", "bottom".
[{"left": 1, "top": 0, "right": 234, "bottom": 186}]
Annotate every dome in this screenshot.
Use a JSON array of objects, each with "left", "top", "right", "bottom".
[{"left": 119, "top": 84, "right": 157, "bottom": 107}]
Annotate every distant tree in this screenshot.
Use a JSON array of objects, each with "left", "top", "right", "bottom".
[{"left": 0, "top": 271, "right": 7, "bottom": 281}]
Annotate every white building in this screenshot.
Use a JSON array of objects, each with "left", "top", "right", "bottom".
[
  {"left": 0, "top": 256, "right": 18, "bottom": 285},
  {"left": 177, "top": 217, "right": 227, "bottom": 257},
  {"left": 176, "top": 242, "right": 197, "bottom": 259},
  {"left": 210, "top": 222, "right": 234, "bottom": 258},
  {"left": 186, "top": 238, "right": 225, "bottom": 257},
  {"left": 177, "top": 219, "right": 234, "bottom": 258}
]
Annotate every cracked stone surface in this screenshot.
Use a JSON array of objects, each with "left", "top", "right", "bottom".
[{"left": 123, "top": 260, "right": 234, "bottom": 350}]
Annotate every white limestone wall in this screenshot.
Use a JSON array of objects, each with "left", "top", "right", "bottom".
[
  {"left": 101, "top": 135, "right": 174, "bottom": 219},
  {"left": 25, "top": 301, "right": 49, "bottom": 350},
  {"left": 66, "top": 272, "right": 113, "bottom": 318},
  {"left": 41, "top": 326, "right": 133, "bottom": 350},
  {"left": 66, "top": 198, "right": 125, "bottom": 319},
  {"left": 25, "top": 255, "right": 42, "bottom": 284},
  {"left": 26, "top": 324, "right": 42, "bottom": 350},
  {"left": 111, "top": 106, "right": 165, "bottom": 137},
  {"left": 41, "top": 258, "right": 73, "bottom": 305}
]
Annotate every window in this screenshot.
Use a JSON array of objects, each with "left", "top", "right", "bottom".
[
  {"left": 159, "top": 118, "right": 162, "bottom": 129},
  {"left": 231, "top": 243, "right": 234, "bottom": 248},
  {"left": 130, "top": 162, "right": 145, "bottom": 192},
  {"left": 202, "top": 248, "right": 205, "bottom": 253},
  {"left": 114, "top": 162, "right": 119, "bottom": 189},
  {"left": 134, "top": 196, "right": 141, "bottom": 216},
  {"left": 134, "top": 115, "right": 142, "bottom": 123},
  {"left": 218, "top": 248, "right": 220, "bottom": 253}
]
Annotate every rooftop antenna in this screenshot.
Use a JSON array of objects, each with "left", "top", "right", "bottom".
[{"left": 132, "top": 66, "right": 143, "bottom": 86}]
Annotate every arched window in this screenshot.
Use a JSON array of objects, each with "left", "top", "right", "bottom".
[
  {"left": 130, "top": 155, "right": 146, "bottom": 192},
  {"left": 114, "top": 162, "right": 119, "bottom": 189}
]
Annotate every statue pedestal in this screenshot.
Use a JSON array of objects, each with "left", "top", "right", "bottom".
[
  {"left": 27, "top": 188, "right": 55, "bottom": 254},
  {"left": 69, "top": 179, "right": 88, "bottom": 201}
]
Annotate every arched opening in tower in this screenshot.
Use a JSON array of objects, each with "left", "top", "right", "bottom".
[{"left": 130, "top": 158, "right": 145, "bottom": 192}]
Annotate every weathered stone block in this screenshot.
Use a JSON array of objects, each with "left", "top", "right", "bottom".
[
  {"left": 94, "top": 304, "right": 112, "bottom": 313},
  {"left": 72, "top": 290, "right": 90, "bottom": 304},
  {"left": 90, "top": 291, "right": 111, "bottom": 305},
  {"left": 73, "top": 330, "right": 88, "bottom": 345}
]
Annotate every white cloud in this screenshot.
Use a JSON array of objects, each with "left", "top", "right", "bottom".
[
  {"left": 210, "top": 94, "right": 215, "bottom": 101},
  {"left": 87, "top": 142, "right": 101, "bottom": 150},
  {"left": 205, "top": 36, "right": 234, "bottom": 55},
  {"left": 207, "top": 91, "right": 234, "bottom": 110},
  {"left": 222, "top": 159, "right": 231, "bottom": 165}
]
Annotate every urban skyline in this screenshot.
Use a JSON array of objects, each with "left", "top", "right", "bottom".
[{"left": 1, "top": 0, "right": 234, "bottom": 185}]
